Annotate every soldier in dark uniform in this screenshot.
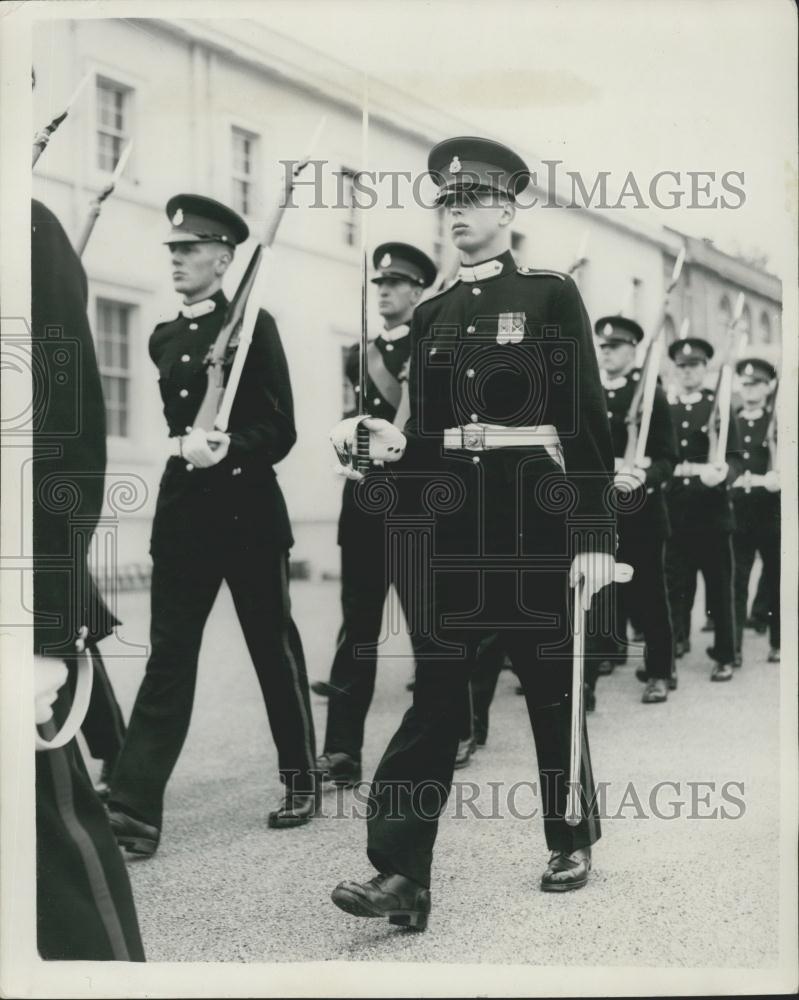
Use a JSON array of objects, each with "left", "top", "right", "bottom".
[
  {"left": 665, "top": 337, "right": 741, "bottom": 681},
  {"left": 329, "top": 137, "right": 617, "bottom": 928},
  {"left": 315, "top": 243, "right": 437, "bottom": 787},
  {"left": 586, "top": 316, "right": 677, "bottom": 705},
  {"left": 107, "top": 195, "right": 316, "bottom": 856},
  {"left": 730, "top": 358, "right": 780, "bottom": 663},
  {"left": 32, "top": 197, "right": 144, "bottom": 960}
]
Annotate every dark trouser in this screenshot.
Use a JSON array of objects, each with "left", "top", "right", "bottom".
[
  {"left": 665, "top": 528, "right": 736, "bottom": 664},
  {"left": 323, "top": 535, "right": 473, "bottom": 761},
  {"left": 733, "top": 521, "right": 780, "bottom": 652},
  {"left": 366, "top": 569, "right": 601, "bottom": 889},
  {"left": 470, "top": 634, "right": 507, "bottom": 743},
  {"left": 37, "top": 679, "right": 144, "bottom": 961},
  {"left": 80, "top": 648, "right": 126, "bottom": 763},
  {"left": 749, "top": 564, "right": 770, "bottom": 625},
  {"left": 110, "top": 475, "right": 315, "bottom": 829}
]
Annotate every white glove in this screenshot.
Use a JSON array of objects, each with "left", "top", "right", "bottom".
[
  {"left": 764, "top": 470, "right": 780, "bottom": 493},
  {"left": 569, "top": 552, "right": 616, "bottom": 607},
  {"left": 182, "top": 428, "right": 230, "bottom": 468},
  {"left": 699, "top": 462, "right": 728, "bottom": 488},
  {"left": 613, "top": 467, "right": 646, "bottom": 493},
  {"left": 34, "top": 656, "right": 68, "bottom": 725},
  {"left": 330, "top": 416, "right": 406, "bottom": 481}
]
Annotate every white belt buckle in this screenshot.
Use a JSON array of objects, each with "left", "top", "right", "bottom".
[{"left": 462, "top": 423, "right": 487, "bottom": 451}]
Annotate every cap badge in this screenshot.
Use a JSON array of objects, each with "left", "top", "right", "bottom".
[
  {"left": 380, "top": 253, "right": 392, "bottom": 268},
  {"left": 450, "top": 156, "right": 462, "bottom": 174},
  {"left": 682, "top": 343, "right": 691, "bottom": 355},
  {"left": 172, "top": 208, "right": 184, "bottom": 226},
  {"left": 603, "top": 322, "right": 614, "bottom": 337},
  {"left": 744, "top": 363, "right": 754, "bottom": 375}
]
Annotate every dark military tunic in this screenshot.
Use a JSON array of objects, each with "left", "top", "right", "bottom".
[
  {"left": 665, "top": 387, "right": 741, "bottom": 664},
  {"left": 366, "top": 251, "right": 615, "bottom": 888},
  {"left": 731, "top": 406, "right": 780, "bottom": 652},
  {"left": 109, "top": 288, "right": 316, "bottom": 828},
  {"left": 586, "top": 369, "right": 677, "bottom": 683},
  {"left": 32, "top": 199, "right": 144, "bottom": 961}
]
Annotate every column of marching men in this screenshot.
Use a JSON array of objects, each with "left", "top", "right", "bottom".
[{"left": 31, "top": 109, "right": 781, "bottom": 954}]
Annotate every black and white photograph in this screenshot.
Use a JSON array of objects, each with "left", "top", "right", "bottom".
[{"left": 0, "top": 1, "right": 796, "bottom": 996}]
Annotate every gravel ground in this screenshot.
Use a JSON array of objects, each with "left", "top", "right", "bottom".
[{"left": 98, "top": 577, "right": 781, "bottom": 968}]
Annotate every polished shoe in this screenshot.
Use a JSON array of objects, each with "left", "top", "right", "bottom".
[
  {"left": 473, "top": 722, "right": 488, "bottom": 747},
  {"left": 540, "top": 846, "right": 592, "bottom": 893},
  {"left": 331, "top": 873, "right": 430, "bottom": 930},
  {"left": 668, "top": 672, "right": 678, "bottom": 691},
  {"left": 642, "top": 678, "right": 668, "bottom": 703},
  {"left": 706, "top": 645, "right": 718, "bottom": 661},
  {"left": 584, "top": 683, "right": 596, "bottom": 713},
  {"left": 107, "top": 806, "right": 160, "bottom": 857},
  {"left": 700, "top": 618, "right": 714, "bottom": 632},
  {"left": 597, "top": 659, "right": 615, "bottom": 676},
  {"left": 746, "top": 616, "right": 767, "bottom": 634},
  {"left": 93, "top": 759, "right": 115, "bottom": 801},
  {"left": 733, "top": 653, "right": 743, "bottom": 668},
  {"left": 635, "top": 667, "right": 647, "bottom": 683},
  {"left": 311, "top": 680, "right": 336, "bottom": 697},
  {"left": 710, "top": 662, "right": 734, "bottom": 682},
  {"left": 767, "top": 647, "right": 781, "bottom": 663},
  {"left": 268, "top": 791, "right": 318, "bottom": 828},
  {"left": 454, "top": 738, "right": 475, "bottom": 769},
  {"left": 316, "top": 752, "right": 362, "bottom": 787},
  {"left": 674, "top": 639, "right": 690, "bottom": 659}
]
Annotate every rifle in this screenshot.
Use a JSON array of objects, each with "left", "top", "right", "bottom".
[
  {"left": 74, "top": 142, "right": 134, "bottom": 257},
  {"left": 189, "top": 119, "right": 326, "bottom": 444},
  {"left": 32, "top": 72, "right": 91, "bottom": 169},
  {"left": 619, "top": 246, "right": 685, "bottom": 471},
  {"left": 766, "top": 377, "right": 779, "bottom": 472},
  {"left": 707, "top": 292, "right": 746, "bottom": 465}
]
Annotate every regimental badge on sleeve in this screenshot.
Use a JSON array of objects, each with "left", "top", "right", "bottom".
[{"left": 497, "top": 312, "right": 525, "bottom": 345}]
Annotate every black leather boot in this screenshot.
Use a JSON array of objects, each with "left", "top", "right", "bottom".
[
  {"left": 332, "top": 873, "right": 431, "bottom": 930},
  {"left": 107, "top": 806, "right": 160, "bottom": 858},
  {"left": 316, "top": 752, "right": 362, "bottom": 787},
  {"left": 540, "top": 847, "right": 592, "bottom": 892},
  {"left": 268, "top": 791, "right": 318, "bottom": 828}
]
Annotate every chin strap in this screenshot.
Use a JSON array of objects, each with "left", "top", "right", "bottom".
[{"left": 35, "top": 627, "right": 94, "bottom": 752}]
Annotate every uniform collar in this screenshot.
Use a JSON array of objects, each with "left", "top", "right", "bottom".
[
  {"left": 457, "top": 250, "right": 515, "bottom": 283},
  {"left": 678, "top": 391, "right": 703, "bottom": 405},
  {"left": 380, "top": 323, "right": 410, "bottom": 343},
  {"left": 180, "top": 288, "right": 227, "bottom": 319},
  {"left": 601, "top": 372, "right": 628, "bottom": 391},
  {"left": 740, "top": 407, "right": 764, "bottom": 420}
]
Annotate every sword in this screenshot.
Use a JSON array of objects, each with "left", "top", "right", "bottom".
[
  {"left": 709, "top": 292, "right": 746, "bottom": 465},
  {"left": 32, "top": 72, "right": 91, "bottom": 169},
  {"left": 566, "top": 562, "right": 634, "bottom": 826},
  {"left": 567, "top": 230, "right": 590, "bottom": 275},
  {"left": 353, "top": 77, "right": 372, "bottom": 475}
]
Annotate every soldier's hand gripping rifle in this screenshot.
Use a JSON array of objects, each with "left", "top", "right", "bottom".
[
  {"left": 74, "top": 142, "right": 134, "bottom": 257},
  {"left": 707, "top": 292, "right": 746, "bottom": 466},
  {"left": 184, "top": 119, "right": 325, "bottom": 464},
  {"left": 618, "top": 247, "right": 686, "bottom": 478},
  {"left": 32, "top": 72, "right": 91, "bottom": 169}
]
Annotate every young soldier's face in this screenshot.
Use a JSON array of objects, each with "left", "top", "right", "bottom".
[
  {"left": 375, "top": 277, "right": 422, "bottom": 326},
  {"left": 738, "top": 379, "right": 768, "bottom": 407},
  {"left": 598, "top": 342, "right": 636, "bottom": 376},
  {"left": 444, "top": 192, "right": 512, "bottom": 255},
  {"left": 169, "top": 241, "right": 231, "bottom": 300},
  {"left": 676, "top": 360, "right": 706, "bottom": 392}
]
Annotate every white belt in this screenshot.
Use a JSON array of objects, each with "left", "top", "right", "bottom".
[
  {"left": 732, "top": 472, "right": 768, "bottom": 489},
  {"left": 168, "top": 437, "right": 184, "bottom": 457},
  {"left": 444, "top": 423, "right": 559, "bottom": 452},
  {"left": 614, "top": 456, "right": 652, "bottom": 471},
  {"left": 674, "top": 461, "right": 710, "bottom": 477}
]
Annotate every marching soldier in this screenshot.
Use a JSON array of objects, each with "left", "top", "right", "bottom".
[
  {"left": 32, "top": 196, "right": 144, "bottom": 960},
  {"left": 107, "top": 195, "right": 317, "bottom": 857},
  {"left": 315, "top": 242, "right": 437, "bottom": 787},
  {"left": 329, "top": 137, "right": 617, "bottom": 928},
  {"left": 731, "top": 358, "right": 780, "bottom": 663},
  {"left": 587, "top": 316, "right": 677, "bottom": 705},
  {"left": 665, "top": 336, "right": 741, "bottom": 681}
]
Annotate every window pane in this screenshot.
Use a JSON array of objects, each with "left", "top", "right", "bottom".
[{"left": 96, "top": 299, "right": 132, "bottom": 437}]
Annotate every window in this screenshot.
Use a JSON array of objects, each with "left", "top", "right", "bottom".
[
  {"left": 231, "top": 127, "right": 258, "bottom": 216},
  {"left": 96, "top": 299, "right": 133, "bottom": 438},
  {"left": 717, "top": 295, "right": 732, "bottom": 351},
  {"left": 740, "top": 303, "right": 752, "bottom": 343},
  {"left": 663, "top": 314, "right": 677, "bottom": 345},
  {"left": 759, "top": 310, "right": 772, "bottom": 344},
  {"left": 96, "top": 78, "right": 130, "bottom": 173},
  {"left": 339, "top": 167, "right": 359, "bottom": 247}
]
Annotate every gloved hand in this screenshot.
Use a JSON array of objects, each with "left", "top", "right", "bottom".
[
  {"left": 613, "top": 466, "right": 646, "bottom": 493},
  {"left": 699, "top": 462, "right": 728, "bottom": 488},
  {"left": 182, "top": 428, "right": 230, "bottom": 468},
  {"left": 569, "top": 552, "right": 616, "bottom": 608},
  {"left": 763, "top": 469, "right": 780, "bottom": 492},
  {"left": 330, "top": 416, "right": 406, "bottom": 480},
  {"left": 34, "top": 656, "right": 68, "bottom": 725}
]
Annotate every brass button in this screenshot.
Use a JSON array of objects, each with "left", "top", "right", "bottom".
[
  {"left": 385, "top": 343, "right": 394, "bottom": 351},
  {"left": 472, "top": 455, "right": 480, "bottom": 463},
  {"left": 189, "top": 322, "right": 199, "bottom": 331},
  {"left": 181, "top": 354, "right": 190, "bottom": 362},
  {"left": 744, "top": 435, "right": 751, "bottom": 442},
  {"left": 681, "top": 421, "right": 689, "bottom": 428},
  {"left": 179, "top": 389, "right": 189, "bottom": 398},
  {"left": 466, "top": 369, "right": 475, "bottom": 378},
  {"left": 467, "top": 325, "right": 476, "bottom": 333},
  {"left": 608, "top": 391, "right": 615, "bottom": 398},
  {"left": 685, "top": 404, "right": 692, "bottom": 411},
  {"left": 373, "top": 398, "right": 381, "bottom": 406},
  {"left": 470, "top": 413, "right": 478, "bottom": 421},
  {"left": 472, "top": 287, "right": 481, "bottom": 296},
  {"left": 681, "top": 438, "right": 688, "bottom": 446}
]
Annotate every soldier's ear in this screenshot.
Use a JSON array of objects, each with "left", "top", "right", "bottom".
[{"left": 498, "top": 199, "right": 516, "bottom": 229}]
